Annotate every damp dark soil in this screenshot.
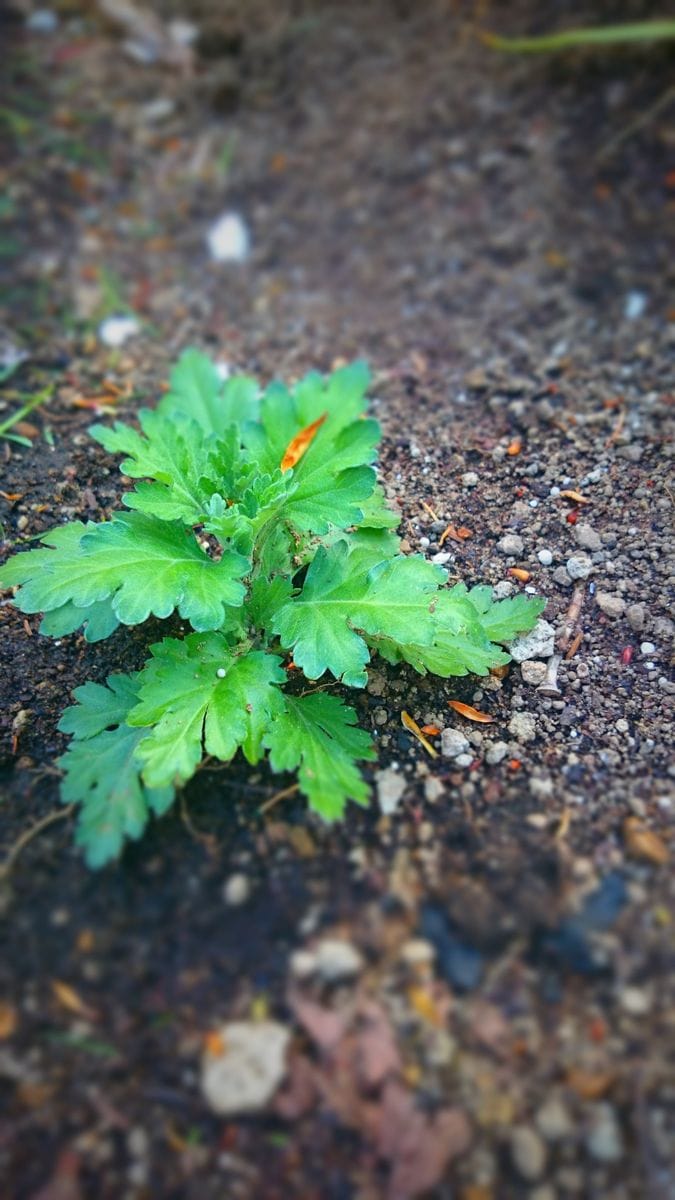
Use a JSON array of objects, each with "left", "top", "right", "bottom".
[{"left": 1, "top": 3, "right": 673, "bottom": 1198}]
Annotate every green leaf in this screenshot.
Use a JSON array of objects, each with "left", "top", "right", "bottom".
[
  {"left": 273, "top": 540, "right": 445, "bottom": 686},
  {"left": 248, "top": 574, "right": 294, "bottom": 635},
  {"left": 91, "top": 409, "right": 215, "bottom": 523},
  {"left": 265, "top": 693, "right": 375, "bottom": 820},
  {"left": 157, "top": 348, "right": 259, "bottom": 435},
  {"left": 240, "top": 363, "right": 377, "bottom": 532},
  {"left": 284, "top": 420, "right": 378, "bottom": 532},
  {"left": 370, "top": 583, "right": 544, "bottom": 677},
  {"left": 484, "top": 20, "right": 675, "bottom": 54},
  {"left": 39, "top": 598, "right": 120, "bottom": 642},
  {"left": 128, "top": 636, "right": 286, "bottom": 787},
  {"left": 2, "top": 512, "right": 249, "bottom": 632},
  {"left": 474, "top": 590, "right": 546, "bottom": 642},
  {"left": 58, "top": 673, "right": 174, "bottom": 868},
  {"left": 357, "top": 485, "right": 401, "bottom": 530}
]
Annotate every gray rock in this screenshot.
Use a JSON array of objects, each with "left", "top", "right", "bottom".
[
  {"left": 461, "top": 471, "right": 479, "bottom": 487},
  {"left": 508, "top": 619, "right": 556, "bottom": 663},
  {"left": 508, "top": 712, "right": 537, "bottom": 743},
  {"left": 521, "top": 660, "right": 548, "bottom": 686},
  {"left": 618, "top": 985, "right": 652, "bottom": 1015},
  {"left": 616, "top": 443, "right": 644, "bottom": 462},
  {"left": 486, "top": 740, "right": 509, "bottom": 765},
  {"left": 455, "top": 752, "right": 474, "bottom": 767},
  {"left": 366, "top": 669, "right": 387, "bottom": 696},
  {"left": 536, "top": 1094, "right": 574, "bottom": 1142},
  {"left": 424, "top": 776, "right": 445, "bottom": 803},
  {"left": 510, "top": 1125, "right": 547, "bottom": 1181},
  {"left": 626, "top": 603, "right": 646, "bottom": 632},
  {"left": 552, "top": 566, "right": 572, "bottom": 587},
  {"left": 376, "top": 767, "right": 406, "bottom": 815},
  {"left": 222, "top": 874, "right": 251, "bottom": 907},
  {"left": 314, "top": 938, "right": 364, "bottom": 981},
  {"left": 575, "top": 524, "right": 602, "bottom": 552},
  {"left": 595, "top": 592, "right": 625, "bottom": 619},
  {"left": 585, "top": 1103, "right": 624, "bottom": 1163},
  {"left": 566, "top": 554, "right": 593, "bottom": 580},
  {"left": 497, "top": 533, "right": 524, "bottom": 556},
  {"left": 441, "top": 727, "right": 470, "bottom": 758},
  {"left": 201, "top": 1021, "right": 290, "bottom": 1115}
]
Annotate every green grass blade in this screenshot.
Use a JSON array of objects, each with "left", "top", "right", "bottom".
[{"left": 483, "top": 20, "right": 675, "bottom": 54}]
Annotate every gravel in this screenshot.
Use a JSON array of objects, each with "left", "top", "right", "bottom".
[
  {"left": 574, "top": 524, "right": 602, "bottom": 551},
  {"left": 222, "top": 874, "right": 251, "bottom": 906},
  {"left": 595, "top": 592, "right": 626, "bottom": 619},
  {"left": 376, "top": 767, "right": 407, "bottom": 814},
  {"left": 520, "top": 661, "right": 548, "bottom": 686},
  {"left": 566, "top": 554, "right": 593, "bottom": 580},
  {"left": 585, "top": 1103, "right": 624, "bottom": 1163},
  {"left": 509, "top": 1125, "right": 547, "bottom": 1181},
  {"left": 441, "top": 727, "right": 471, "bottom": 758},
  {"left": 201, "top": 1021, "right": 290, "bottom": 1115},
  {"left": 497, "top": 533, "right": 524, "bottom": 556},
  {"left": 485, "top": 741, "right": 510, "bottom": 765},
  {"left": 626, "top": 603, "right": 647, "bottom": 631},
  {"left": 508, "top": 620, "right": 556, "bottom": 663},
  {"left": 508, "top": 712, "right": 537, "bottom": 743}
]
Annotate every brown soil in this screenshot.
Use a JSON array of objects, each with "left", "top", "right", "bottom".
[{"left": 1, "top": 3, "right": 673, "bottom": 1198}]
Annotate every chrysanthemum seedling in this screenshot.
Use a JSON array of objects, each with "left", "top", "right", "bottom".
[{"left": 0, "top": 352, "right": 545, "bottom": 867}]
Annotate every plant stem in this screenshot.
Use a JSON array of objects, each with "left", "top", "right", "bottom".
[{"left": 0, "top": 384, "right": 54, "bottom": 439}]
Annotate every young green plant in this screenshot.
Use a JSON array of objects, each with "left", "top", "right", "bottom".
[{"left": 0, "top": 352, "right": 545, "bottom": 867}]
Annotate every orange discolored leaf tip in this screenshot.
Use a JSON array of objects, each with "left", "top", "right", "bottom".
[
  {"left": 280, "top": 412, "right": 328, "bottom": 472},
  {"left": 447, "top": 700, "right": 493, "bottom": 724}
]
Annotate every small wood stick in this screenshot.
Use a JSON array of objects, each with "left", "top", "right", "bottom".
[{"left": 558, "top": 583, "right": 585, "bottom": 653}]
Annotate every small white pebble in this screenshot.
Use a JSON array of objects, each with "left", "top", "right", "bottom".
[
  {"left": 640, "top": 642, "right": 656, "bottom": 656},
  {"left": 207, "top": 212, "right": 250, "bottom": 263},
  {"left": 624, "top": 290, "right": 647, "bottom": 320},
  {"left": 98, "top": 314, "right": 140, "bottom": 347},
  {"left": 216, "top": 668, "right": 227, "bottom": 678},
  {"left": 537, "top": 549, "right": 553, "bottom": 566}
]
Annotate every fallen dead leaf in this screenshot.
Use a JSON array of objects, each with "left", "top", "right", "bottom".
[
  {"left": 559, "top": 489, "right": 590, "bottom": 504},
  {"left": 51, "top": 980, "right": 95, "bottom": 1020},
  {"left": 401, "top": 711, "right": 438, "bottom": 757},
  {"left": 407, "top": 986, "right": 444, "bottom": 1028},
  {"left": 623, "top": 817, "right": 669, "bottom": 865},
  {"left": 420, "top": 499, "right": 439, "bottom": 521},
  {"left": 0, "top": 1001, "right": 18, "bottom": 1039},
  {"left": 439, "top": 523, "right": 472, "bottom": 546},
  {"left": 374, "top": 1080, "right": 472, "bottom": 1200},
  {"left": 280, "top": 413, "right": 327, "bottom": 472},
  {"left": 357, "top": 1002, "right": 401, "bottom": 1088},
  {"left": 566, "top": 1066, "right": 616, "bottom": 1100},
  {"left": 288, "top": 992, "right": 348, "bottom": 1051},
  {"left": 447, "top": 700, "right": 493, "bottom": 724},
  {"left": 203, "top": 1030, "right": 226, "bottom": 1058}
]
